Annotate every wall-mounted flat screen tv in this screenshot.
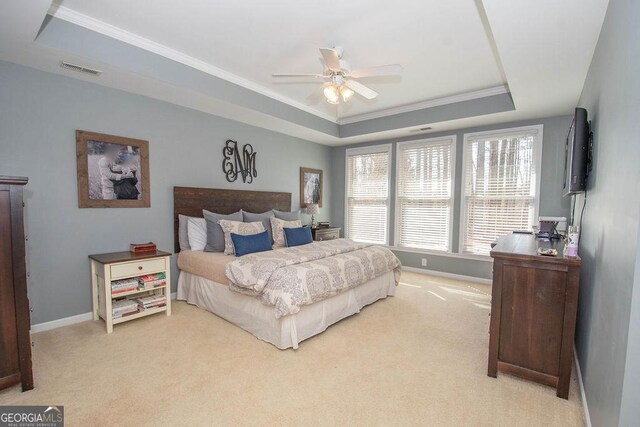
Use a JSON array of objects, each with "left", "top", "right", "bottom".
[{"left": 563, "top": 108, "right": 590, "bottom": 196}]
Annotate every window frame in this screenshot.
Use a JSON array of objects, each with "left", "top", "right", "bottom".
[
  {"left": 344, "top": 143, "right": 393, "bottom": 245},
  {"left": 393, "top": 135, "right": 457, "bottom": 253},
  {"left": 458, "top": 124, "right": 544, "bottom": 257}
]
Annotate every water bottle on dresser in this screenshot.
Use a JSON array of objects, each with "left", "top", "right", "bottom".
[{"left": 566, "top": 225, "right": 580, "bottom": 257}]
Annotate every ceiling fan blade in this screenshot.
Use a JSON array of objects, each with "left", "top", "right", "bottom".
[
  {"left": 272, "top": 73, "right": 326, "bottom": 78},
  {"left": 319, "top": 48, "right": 342, "bottom": 72},
  {"left": 345, "top": 80, "right": 378, "bottom": 100},
  {"left": 349, "top": 64, "right": 403, "bottom": 78}
]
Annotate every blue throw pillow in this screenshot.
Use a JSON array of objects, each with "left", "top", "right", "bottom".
[
  {"left": 231, "top": 230, "right": 272, "bottom": 257},
  {"left": 284, "top": 227, "right": 313, "bottom": 247}
]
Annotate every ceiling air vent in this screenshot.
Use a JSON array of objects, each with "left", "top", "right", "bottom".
[
  {"left": 409, "top": 126, "right": 432, "bottom": 133},
  {"left": 60, "top": 61, "right": 102, "bottom": 76}
]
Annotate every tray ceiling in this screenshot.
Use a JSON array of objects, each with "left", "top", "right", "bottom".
[
  {"left": 51, "top": 0, "right": 507, "bottom": 121},
  {"left": 0, "top": 0, "right": 609, "bottom": 145}
]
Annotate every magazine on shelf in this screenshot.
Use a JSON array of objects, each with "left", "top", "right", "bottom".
[{"left": 136, "top": 295, "right": 166, "bottom": 309}]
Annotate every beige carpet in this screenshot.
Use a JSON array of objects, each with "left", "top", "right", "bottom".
[{"left": 0, "top": 271, "right": 584, "bottom": 426}]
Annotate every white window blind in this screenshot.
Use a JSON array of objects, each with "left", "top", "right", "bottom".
[
  {"left": 396, "top": 137, "right": 455, "bottom": 251},
  {"left": 461, "top": 126, "right": 542, "bottom": 255},
  {"left": 345, "top": 145, "right": 391, "bottom": 244}
]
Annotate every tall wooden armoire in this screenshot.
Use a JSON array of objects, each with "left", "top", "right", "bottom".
[{"left": 0, "top": 176, "right": 33, "bottom": 391}]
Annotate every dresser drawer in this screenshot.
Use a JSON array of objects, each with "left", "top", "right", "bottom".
[
  {"left": 110, "top": 258, "right": 166, "bottom": 279},
  {"left": 315, "top": 229, "right": 340, "bottom": 241}
]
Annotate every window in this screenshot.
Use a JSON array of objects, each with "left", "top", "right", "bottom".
[
  {"left": 460, "top": 125, "right": 543, "bottom": 255},
  {"left": 345, "top": 144, "right": 391, "bottom": 244},
  {"left": 395, "top": 136, "right": 456, "bottom": 251}
]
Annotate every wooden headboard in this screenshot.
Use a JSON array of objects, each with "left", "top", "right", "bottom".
[{"left": 173, "top": 186, "right": 292, "bottom": 252}]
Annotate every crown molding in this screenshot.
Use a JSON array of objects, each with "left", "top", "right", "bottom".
[
  {"left": 337, "top": 85, "right": 510, "bottom": 125},
  {"left": 46, "top": 5, "right": 510, "bottom": 130},
  {"left": 47, "top": 4, "right": 338, "bottom": 123}
]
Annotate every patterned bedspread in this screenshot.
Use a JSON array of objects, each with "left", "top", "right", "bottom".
[{"left": 225, "top": 239, "right": 402, "bottom": 318}]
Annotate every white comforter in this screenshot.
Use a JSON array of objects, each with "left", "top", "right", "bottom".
[{"left": 225, "top": 239, "right": 401, "bottom": 318}]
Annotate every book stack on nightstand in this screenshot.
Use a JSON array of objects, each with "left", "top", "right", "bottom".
[{"left": 89, "top": 250, "right": 171, "bottom": 333}]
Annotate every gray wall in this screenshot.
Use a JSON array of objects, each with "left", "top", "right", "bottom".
[
  {"left": 621, "top": 227, "right": 640, "bottom": 426},
  {"left": 0, "top": 60, "right": 332, "bottom": 325},
  {"left": 331, "top": 115, "right": 572, "bottom": 279},
  {"left": 573, "top": 0, "right": 640, "bottom": 425}
]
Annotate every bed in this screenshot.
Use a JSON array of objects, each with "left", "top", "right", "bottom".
[{"left": 174, "top": 186, "right": 401, "bottom": 349}]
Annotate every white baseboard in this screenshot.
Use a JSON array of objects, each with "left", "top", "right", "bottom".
[
  {"left": 401, "top": 266, "right": 492, "bottom": 285},
  {"left": 574, "top": 348, "right": 592, "bottom": 427},
  {"left": 31, "top": 292, "right": 178, "bottom": 333},
  {"left": 31, "top": 311, "right": 93, "bottom": 333}
]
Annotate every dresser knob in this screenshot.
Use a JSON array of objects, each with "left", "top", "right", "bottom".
[{"left": 138, "top": 266, "right": 143, "bottom": 270}]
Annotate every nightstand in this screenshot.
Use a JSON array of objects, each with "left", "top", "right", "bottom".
[
  {"left": 311, "top": 227, "right": 341, "bottom": 241},
  {"left": 89, "top": 250, "right": 172, "bottom": 333}
]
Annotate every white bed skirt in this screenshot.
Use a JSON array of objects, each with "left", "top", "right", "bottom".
[{"left": 177, "top": 271, "right": 396, "bottom": 349}]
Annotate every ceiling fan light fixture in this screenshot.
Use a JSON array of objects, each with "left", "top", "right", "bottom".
[
  {"left": 339, "top": 85, "right": 354, "bottom": 102},
  {"left": 323, "top": 84, "right": 340, "bottom": 104},
  {"left": 276, "top": 47, "right": 401, "bottom": 104}
]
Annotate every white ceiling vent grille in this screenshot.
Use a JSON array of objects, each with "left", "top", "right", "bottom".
[
  {"left": 409, "top": 127, "right": 433, "bottom": 133},
  {"left": 60, "top": 61, "right": 102, "bottom": 76}
]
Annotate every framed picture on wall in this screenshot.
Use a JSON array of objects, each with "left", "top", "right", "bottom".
[
  {"left": 300, "top": 167, "right": 323, "bottom": 208},
  {"left": 76, "top": 130, "right": 150, "bottom": 208}
]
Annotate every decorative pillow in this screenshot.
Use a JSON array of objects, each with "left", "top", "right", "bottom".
[
  {"left": 284, "top": 227, "right": 313, "bottom": 247},
  {"left": 218, "top": 220, "right": 265, "bottom": 255},
  {"left": 273, "top": 209, "right": 300, "bottom": 221},
  {"left": 203, "top": 210, "right": 243, "bottom": 252},
  {"left": 186, "top": 217, "right": 207, "bottom": 251},
  {"left": 243, "top": 210, "right": 275, "bottom": 242},
  {"left": 178, "top": 214, "right": 192, "bottom": 251},
  {"left": 270, "top": 217, "right": 302, "bottom": 248},
  {"left": 231, "top": 230, "right": 272, "bottom": 257}
]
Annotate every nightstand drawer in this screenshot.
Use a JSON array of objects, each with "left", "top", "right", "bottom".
[
  {"left": 110, "top": 258, "right": 166, "bottom": 279},
  {"left": 315, "top": 229, "right": 340, "bottom": 241}
]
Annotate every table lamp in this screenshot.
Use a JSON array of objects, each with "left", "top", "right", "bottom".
[{"left": 306, "top": 203, "right": 319, "bottom": 229}]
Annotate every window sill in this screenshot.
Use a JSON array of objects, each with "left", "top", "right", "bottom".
[{"left": 384, "top": 245, "right": 493, "bottom": 262}]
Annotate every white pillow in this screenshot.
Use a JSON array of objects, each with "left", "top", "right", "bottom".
[
  {"left": 187, "top": 217, "right": 207, "bottom": 251},
  {"left": 270, "top": 217, "right": 302, "bottom": 248},
  {"left": 218, "top": 220, "right": 265, "bottom": 255}
]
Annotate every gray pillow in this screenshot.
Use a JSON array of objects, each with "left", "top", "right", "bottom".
[
  {"left": 178, "top": 214, "right": 191, "bottom": 251},
  {"left": 203, "top": 209, "right": 243, "bottom": 252},
  {"left": 273, "top": 209, "right": 300, "bottom": 221},
  {"left": 243, "top": 211, "right": 275, "bottom": 242}
]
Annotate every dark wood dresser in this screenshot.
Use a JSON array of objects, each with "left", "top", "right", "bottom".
[
  {"left": 0, "top": 176, "right": 33, "bottom": 391},
  {"left": 488, "top": 233, "right": 580, "bottom": 399},
  {"left": 311, "top": 227, "right": 341, "bottom": 241}
]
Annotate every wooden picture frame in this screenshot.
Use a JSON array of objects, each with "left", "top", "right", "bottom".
[
  {"left": 76, "top": 130, "right": 150, "bottom": 208},
  {"left": 300, "top": 167, "right": 323, "bottom": 208}
]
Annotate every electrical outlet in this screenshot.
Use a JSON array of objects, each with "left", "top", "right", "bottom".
[{"left": 421, "top": 258, "right": 428, "bottom": 267}]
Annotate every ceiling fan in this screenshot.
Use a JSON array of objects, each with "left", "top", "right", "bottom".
[{"left": 272, "top": 46, "right": 402, "bottom": 105}]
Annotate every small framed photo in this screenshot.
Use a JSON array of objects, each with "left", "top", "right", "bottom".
[
  {"left": 76, "top": 130, "right": 150, "bottom": 208},
  {"left": 300, "top": 167, "right": 323, "bottom": 208}
]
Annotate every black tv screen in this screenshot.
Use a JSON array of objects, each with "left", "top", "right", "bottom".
[{"left": 563, "top": 108, "right": 589, "bottom": 196}]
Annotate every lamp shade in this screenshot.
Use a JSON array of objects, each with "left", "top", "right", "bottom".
[
  {"left": 306, "top": 203, "right": 319, "bottom": 215},
  {"left": 323, "top": 85, "right": 340, "bottom": 104},
  {"left": 340, "top": 85, "right": 354, "bottom": 102}
]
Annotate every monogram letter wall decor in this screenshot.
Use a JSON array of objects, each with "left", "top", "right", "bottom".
[{"left": 222, "top": 140, "right": 257, "bottom": 184}]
